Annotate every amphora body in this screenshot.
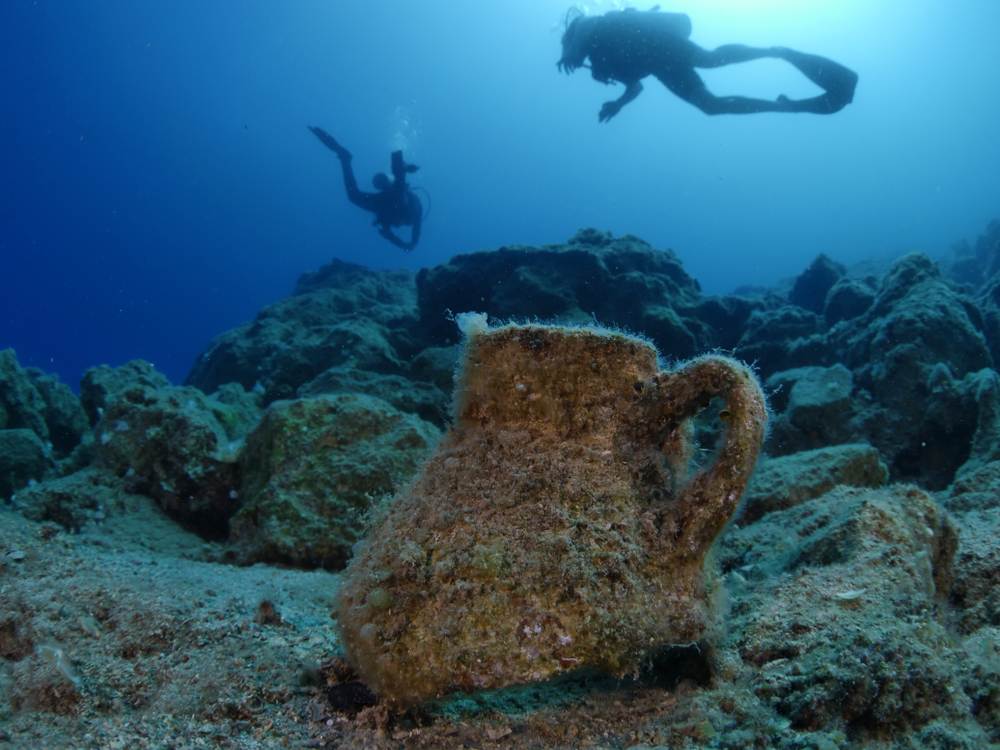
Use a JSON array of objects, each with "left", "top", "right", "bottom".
[{"left": 338, "top": 322, "right": 767, "bottom": 703}]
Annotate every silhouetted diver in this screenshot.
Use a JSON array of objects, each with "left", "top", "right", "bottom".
[
  {"left": 308, "top": 127, "right": 423, "bottom": 251},
  {"left": 557, "top": 7, "right": 858, "bottom": 121}
]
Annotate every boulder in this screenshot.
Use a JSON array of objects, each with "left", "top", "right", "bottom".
[
  {"left": 717, "top": 485, "right": 959, "bottom": 732},
  {"left": 24, "top": 369, "right": 88, "bottom": 456},
  {"left": 230, "top": 393, "right": 440, "bottom": 568},
  {"left": 1, "top": 349, "right": 87, "bottom": 459},
  {"left": 79, "top": 359, "right": 170, "bottom": 427},
  {"left": 13, "top": 467, "right": 132, "bottom": 532},
  {"left": 735, "top": 307, "right": 825, "bottom": 377},
  {"left": 833, "top": 253, "right": 995, "bottom": 488},
  {"left": 0, "top": 429, "right": 56, "bottom": 502},
  {"left": 415, "top": 229, "right": 710, "bottom": 358},
  {"left": 942, "top": 459, "right": 1000, "bottom": 634},
  {"left": 738, "top": 443, "right": 888, "bottom": 524},
  {"left": 824, "top": 277, "right": 875, "bottom": 326},
  {"left": 94, "top": 383, "right": 242, "bottom": 538},
  {"left": 765, "top": 364, "right": 856, "bottom": 455},
  {"left": 788, "top": 253, "right": 845, "bottom": 315},
  {"left": 297, "top": 367, "right": 449, "bottom": 427},
  {"left": 183, "top": 260, "right": 420, "bottom": 404},
  {"left": 0, "top": 349, "right": 48, "bottom": 440}
]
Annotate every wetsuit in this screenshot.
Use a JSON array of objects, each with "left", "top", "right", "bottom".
[
  {"left": 558, "top": 7, "right": 857, "bottom": 121},
  {"left": 308, "top": 127, "right": 423, "bottom": 250}
]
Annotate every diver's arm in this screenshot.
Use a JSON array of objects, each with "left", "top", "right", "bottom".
[
  {"left": 599, "top": 81, "right": 643, "bottom": 122},
  {"left": 378, "top": 225, "right": 412, "bottom": 250},
  {"left": 408, "top": 211, "right": 422, "bottom": 251}
]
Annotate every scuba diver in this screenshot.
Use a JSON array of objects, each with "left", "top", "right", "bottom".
[
  {"left": 308, "top": 126, "right": 423, "bottom": 251},
  {"left": 557, "top": 7, "right": 858, "bottom": 122}
]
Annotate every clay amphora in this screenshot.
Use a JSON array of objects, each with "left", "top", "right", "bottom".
[{"left": 338, "top": 321, "right": 767, "bottom": 703}]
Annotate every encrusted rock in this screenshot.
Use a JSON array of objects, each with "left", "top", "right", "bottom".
[
  {"left": 735, "top": 307, "right": 825, "bottom": 376},
  {"left": 79, "top": 360, "right": 170, "bottom": 427},
  {"left": 834, "top": 253, "right": 995, "bottom": 488},
  {"left": 766, "top": 364, "right": 856, "bottom": 455},
  {"left": 230, "top": 393, "right": 440, "bottom": 568},
  {"left": 1, "top": 349, "right": 87, "bottom": 459},
  {"left": 738, "top": 443, "right": 889, "bottom": 524},
  {"left": 717, "top": 485, "right": 959, "bottom": 731},
  {"left": 297, "top": 367, "right": 449, "bottom": 427},
  {"left": 824, "top": 277, "right": 875, "bottom": 326},
  {"left": 183, "top": 260, "right": 419, "bottom": 403},
  {"left": 0, "top": 349, "right": 49, "bottom": 441},
  {"left": 414, "top": 231, "right": 710, "bottom": 357},
  {"left": 789, "top": 253, "right": 845, "bottom": 315},
  {"left": 0, "top": 430, "right": 55, "bottom": 502},
  {"left": 13, "top": 467, "right": 132, "bottom": 532},
  {"left": 94, "top": 383, "right": 241, "bottom": 538}
]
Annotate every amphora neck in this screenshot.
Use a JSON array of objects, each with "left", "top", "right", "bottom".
[{"left": 453, "top": 325, "right": 660, "bottom": 435}]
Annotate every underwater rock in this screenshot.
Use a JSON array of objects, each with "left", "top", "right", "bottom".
[
  {"left": 183, "top": 260, "right": 420, "bottom": 403},
  {"left": 297, "top": 366, "right": 449, "bottom": 427},
  {"left": 944, "top": 218, "right": 1000, "bottom": 290},
  {"left": 943, "top": 460, "right": 1000, "bottom": 633},
  {"left": 414, "top": 230, "right": 717, "bottom": 357},
  {"left": 0, "top": 429, "right": 56, "bottom": 502},
  {"left": 944, "top": 459, "right": 1000, "bottom": 514},
  {"left": 205, "top": 382, "right": 262, "bottom": 441},
  {"left": 948, "top": 511, "right": 1000, "bottom": 634},
  {"left": 1, "top": 349, "right": 87, "bottom": 460},
  {"left": 717, "top": 484, "right": 960, "bottom": 734},
  {"left": 735, "top": 306, "right": 825, "bottom": 377},
  {"left": 824, "top": 276, "right": 875, "bottom": 326},
  {"left": 338, "top": 321, "right": 767, "bottom": 703},
  {"left": 765, "top": 364, "right": 857, "bottom": 455},
  {"left": 79, "top": 360, "right": 170, "bottom": 427},
  {"left": 834, "top": 253, "right": 995, "bottom": 488},
  {"left": 408, "top": 345, "right": 462, "bottom": 397},
  {"left": 977, "top": 218, "right": 1000, "bottom": 272},
  {"left": 738, "top": 443, "right": 888, "bottom": 525},
  {"left": 788, "top": 253, "right": 845, "bottom": 315},
  {"left": 977, "top": 277, "right": 1000, "bottom": 369},
  {"left": 94, "top": 383, "right": 241, "bottom": 538},
  {"left": 0, "top": 349, "right": 49, "bottom": 441},
  {"left": 13, "top": 467, "right": 132, "bottom": 532},
  {"left": 22, "top": 369, "right": 88, "bottom": 458},
  {"left": 230, "top": 393, "right": 440, "bottom": 569}
]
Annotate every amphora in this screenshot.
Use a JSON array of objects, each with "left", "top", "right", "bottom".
[{"left": 338, "top": 320, "right": 767, "bottom": 703}]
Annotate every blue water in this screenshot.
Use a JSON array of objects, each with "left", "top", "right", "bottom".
[{"left": 3, "top": 0, "right": 999, "bottom": 388}]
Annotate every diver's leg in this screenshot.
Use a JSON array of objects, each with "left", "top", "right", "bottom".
[
  {"left": 691, "top": 43, "right": 782, "bottom": 69},
  {"left": 685, "top": 43, "right": 857, "bottom": 114},
  {"left": 656, "top": 67, "right": 789, "bottom": 115},
  {"left": 336, "top": 156, "right": 380, "bottom": 213},
  {"left": 308, "top": 126, "right": 379, "bottom": 210}
]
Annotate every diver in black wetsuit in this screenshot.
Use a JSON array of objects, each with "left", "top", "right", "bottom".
[
  {"left": 557, "top": 7, "right": 858, "bottom": 122},
  {"left": 308, "top": 126, "right": 423, "bottom": 251}
]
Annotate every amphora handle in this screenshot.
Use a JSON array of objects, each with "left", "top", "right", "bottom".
[{"left": 638, "top": 355, "right": 768, "bottom": 558}]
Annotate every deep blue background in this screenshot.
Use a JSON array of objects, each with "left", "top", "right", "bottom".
[{"left": 3, "top": 1, "right": 999, "bottom": 389}]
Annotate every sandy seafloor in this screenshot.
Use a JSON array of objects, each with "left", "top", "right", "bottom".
[{"left": 3, "top": 479, "right": 1000, "bottom": 749}]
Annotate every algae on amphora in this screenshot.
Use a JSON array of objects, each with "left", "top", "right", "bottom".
[{"left": 338, "top": 318, "right": 768, "bottom": 704}]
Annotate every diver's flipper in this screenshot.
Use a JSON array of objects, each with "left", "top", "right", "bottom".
[
  {"left": 775, "top": 48, "right": 858, "bottom": 112},
  {"left": 309, "top": 126, "right": 352, "bottom": 160}
]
